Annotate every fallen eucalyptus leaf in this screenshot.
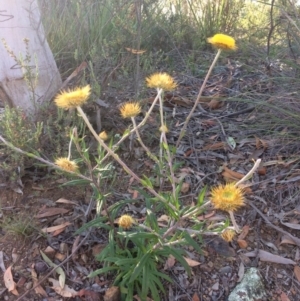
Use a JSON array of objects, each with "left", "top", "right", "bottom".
[
  {"left": 40, "top": 250, "right": 66, "bottom": 288},
  {"left": 48, "top": 278, "right": 78, "bottom": 297},
  {"left": 4, "top": 265, "right": 19, "bottom": 295},
  {"left": 183, "top": 257, "right": 201, "bottom": 267},
  {"left": 244, "top": 249, "right": 296, "bottom": 265}
]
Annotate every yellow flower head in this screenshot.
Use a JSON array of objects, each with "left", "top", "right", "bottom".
[
  {"left": 99, "top": 131, "right": 108, "bottom": 141},
  {"left": 55, "top": 157, "right": 78, "bottom": 172},
  {"left": 118, "top": 215, "right": 135, "bottom": 229},
  {"left": 146, "top": 73, "right": 177, "bottom": 91},
  {"left": 221, "top": 229, "right": 236, "bottom": 242},
  {"left": 159, "top": 124, "right": 169, "bottom": 133},
  {"left": 120, "top": 102, "right": 141, "bottom": 119},
  {"left": 210, "top": 183, "right": 244, "bottom": 212},
  {"left": 54, "top": 85, "right": 91, "bottom": 109},
  {"left": 207, "top": 34, "right": 237, "bottom": 51}
]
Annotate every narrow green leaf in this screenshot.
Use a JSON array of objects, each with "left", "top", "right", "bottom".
[
  {"left": 115, "top": 258, "right": 137, "bottom": 266},
  {"left": 161, "top": 141, "right": 168, "bottom": 150},
  {"left": 125, "top": 232, "right": 159, "bottom": 240},
  {"left": 129, "top": 251, "right": 152, "bottom": 283},
  {"left": 61, "top": 179, "right": 91, "bottom": 186},
  {"left": 183, "top": 231, "right": 202, "bottom": 253},
  {"left": 75, "top": 216, "right": 109, "bottom": 234},
  {"left": 152, "top": 270, "right": 173, "bottom": 283},
  {"left": 141, "top": 265, "right": 149, "bottom": 299},
  {"left": 166, "top": 247, "right": 191, "bottom": 276},
  {"left": 140, "top": 175, "right": 153, "bottom": 188},
  {"left": 104, "top": 257, "right": 121, "bottom": 263},
  {"left": 88, "top": 266, "right": 119, "bottom": 278},
  {"left": 197, "top": 186, "right": 207, "bottom": 206},
  {"left": 145, "top": 209, "right": 159, "bottom": 232},
  {"left": 148, "top": 277, "right": 160, "bottom": 301}
]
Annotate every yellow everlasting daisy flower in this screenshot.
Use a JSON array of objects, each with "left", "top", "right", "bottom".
[
  {"left": 99, "top": 131, "right": 108, "bottom": 141},
  {"left": 55, "top": 157, "right": 78, "bottom": 172},
  {"left": 210, "top": 183, "right": 244, "bottom": 212},
  {"left": 120, "top": 102, "right": 141, "bottom": 119},
  {"left": 54, "top": 85, "right": 91, "bottom": 109},
  {"left": 118, "top": 215, "right": 135, "bottom": 229},
  {"left": 146, "top": 72, "right": 177, "bottom": 91},
  {"left": 207, "top": 34, "right": 237, "bottom": 51},
  {"left": 221, "top": 229, "right": 236, "bottom": 242}
]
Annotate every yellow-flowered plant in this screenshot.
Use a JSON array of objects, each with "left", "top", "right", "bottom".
[
  {"left": 159, "top": 124, "right": 169, "bottom": 133},
  {"left": 207, "top": 33, "right": 237, "bottom": 50},
  {"left": 55, "top": 157, "right": 78, "bottom": 172},
  {"left": 99, "top": 131, "right": 108, "bottom": 141},
  {"left": 146, "top": 72, "right": 177, "bottom": 91},
  {"left": 210, "top": 183, "right": 245, "bottom": 232},
  {"left": 210, "top": 183, "right": 244, "bottom": 212},
  {"left": 221, "top": 229, "right": 236, "bottom": 242},
  {"left": 0, "top": 32, "right": 263, "bottom": 301},
  {"left": 54, "top": 85, "right": 91, "bottom": 109},
  {"left": 118, "top": 214, "right": 135, "bottom": 229},
  {"left": 177, "top": 33, "right": 237, "bottom": 147},
  {"left": 120, "top": 102, "right": 141, "bottom": 118}
]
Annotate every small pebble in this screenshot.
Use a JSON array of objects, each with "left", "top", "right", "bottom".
[
  {"left": 211, "top": 281, "right": 219, "bottom": 290},
  {"left": 219, "top": 266, "right": 232, "bottom": 274},
  {"left": 207, "top": 261, "right": 214, "bottom": 268},
  {"left": 34, "top": 261, "right": 48, "bottom": 273}
]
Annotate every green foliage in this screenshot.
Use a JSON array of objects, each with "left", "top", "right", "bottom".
[
  {"left": 39, "top": 0, "right": 137, "bottom": 75},
  {"left": 162, "top": 0, "right": 245, "bottom": 49},
  {"left": 0, "top": 106, "right": 42, "bottom": 152},
  {"left": 0, "top": 106, "right": 43, "bottom": 179},
  {"left": 39, "top": 0, "right": 249, "bottom": 82},
  {"left": 41, "top": 106, "right": 86, "bottom": 157},
  {"left": 237, "top": 0, "right": 276, "bottom": 48},
  {"left": 89, "top": 213, "right": 193, "bottom": 301}
]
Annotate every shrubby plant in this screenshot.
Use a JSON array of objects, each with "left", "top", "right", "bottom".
[
  {"left": 0, "top": 106, "right": 43, "bottom": 181},
  {"left": 0, "top": 34, "right": 260, "bottom": 300}
]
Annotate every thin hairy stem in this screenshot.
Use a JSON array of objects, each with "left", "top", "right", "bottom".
[
  {"left": 67, "top": 131, "right": 73, "bottom": 160},
  {"left": 131, "top": 117, "right": 159, "bottom": 164},
  {"left": 99, "top": 89, "right": 162, "bottom": 164},
  {"left": 176, "top": 49, "right": 222, "bottom": 147},
  {"left": 182, "top": 200, "right": 212, "bottom": 219},
  {"left": 76, "top": 106, "right": 177, "bottom": 211},
  {"left": 161, "top": 131, "right": 177, "bottom": 200},
  {"left": 229, "top": 210, "right": 241, "bottom": 233},
  {"left": 235, "top": 159, "right": 261, "bottom": 186}
]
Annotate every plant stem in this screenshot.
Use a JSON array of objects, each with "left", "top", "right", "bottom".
[
  {"left": 131, "top": 117, "right": 159, "bottom": 164},
  {"left": 229, "top": 210, "right": 241, "bottom": 233},
  {"left": 158, "top": 89, "right": 165, "bottom": 163},
  {"left": 161, "top": 130, "right": 177, "bottom": 200},
  {"left": 157, "top": 89, "right": 176, "bottom": 196},
  {"left": 0, "top": 135, "right": 91, "bottom": 182},
  {"left": 176, "top": 49, "right": 222, "bottom": 147},
  {"left": 99, "top": 89, "right": 162, "bottom": 164},
  {"left": 235, "top": 159, "right": 261, "bottom": 186},
  {"left": 76, "top": 106, "right": 177, "bottom": 211},
  {"left": 67, "top": 130, "right": 73, "bottom": 160},
  {"left": 182, "top": 201, "right": 212, "bottom": 220}
]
